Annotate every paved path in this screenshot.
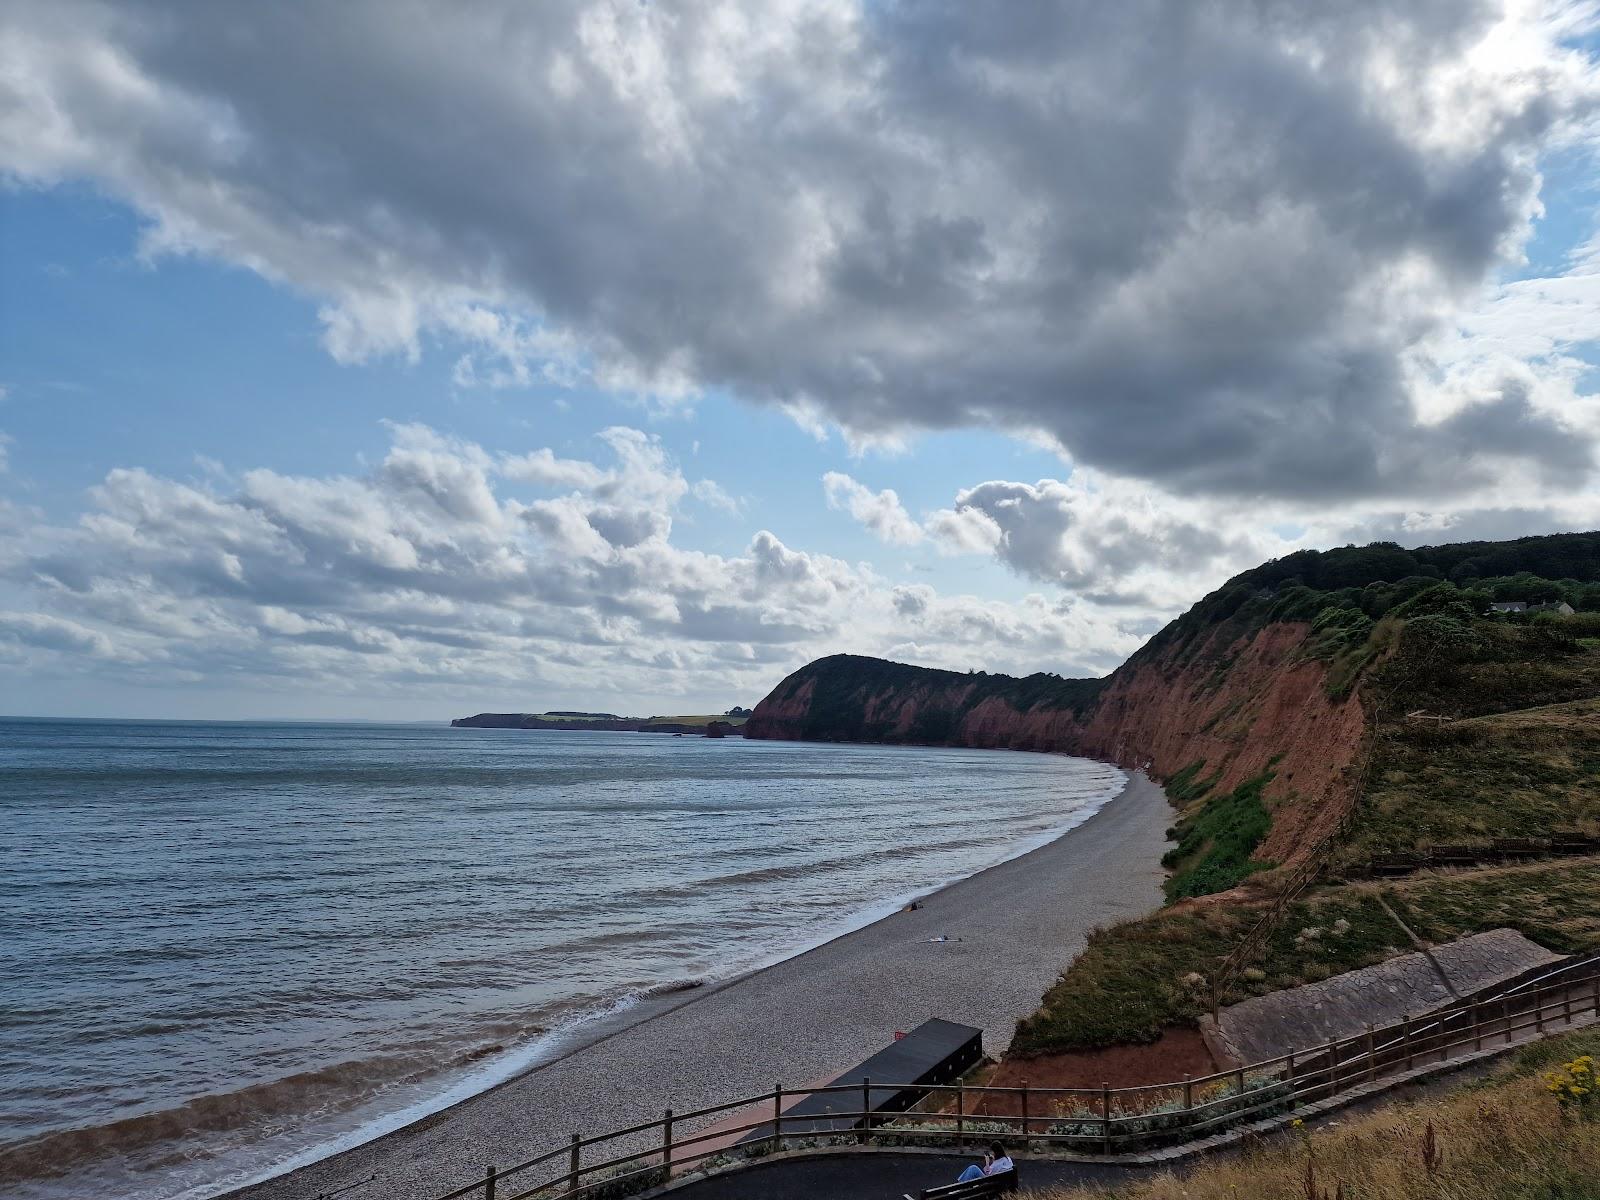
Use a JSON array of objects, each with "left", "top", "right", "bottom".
[{"left": 660, "top": 1151, "right": 1166, "bottom": 1199}]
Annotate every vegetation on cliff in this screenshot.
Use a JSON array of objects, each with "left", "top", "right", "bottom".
[
  {"left": 1012, "top": 857, "right": 1600, "bottom": 1056},
  {"left": 748, "top": 530, "right": 1600, "bottom": 1063},
  {"left": 1160, "top": 765, "right": 1277, "bottom": 900},
  {"left": 745, "top": 652, "right": 1103, "bottom": 743},
  {"left": 452, "top": 711, "right": 747, "bottom": 733}
]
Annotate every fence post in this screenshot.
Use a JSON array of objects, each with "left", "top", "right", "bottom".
[
  {"left": 955, "top": 1081, "right": 965, "bottom": 1151},
  {"left": 1235, "top": 1065, "right": 1245, "bottom": 1100},
  {"left": 771, "top": 1087, "right": 782, "bottom": 1155},
  {"left": 662, "top": 1109, "right": 673, "bottom": 1172},
  {"left": 1403, "top": 1014, "right": 1413, "bottom": 1071},
  {"left": 1503, "top": 995, "right": 1513, "bottom": 1045},
  {"left": 1564, "top": 984, "right": 1573, "bottom": 1026},
  {"left": 1536, "top": 985, "right": 1546, "bottom": 1033},
  {"left": 1592, "top": 969, "right": 1599, "bottom": 1021},
  {"left": 1101, "top": 1081, "right": 1111, "bottom": 1156},
  {"left": 567, "top": 1134, "right": 580, "bottom": 1196},
  {"left": 1020, "top": 1080, "right": 1030, "bottom": 1154},
  {"left": 1326, "top": 1039, "right": 1339, "bottom": 1091},
  {"left": 859, "top": 1078, "right": 871, "bottom": 1145},
  {"left": 1473, "top": 1003, "right": 1483, "bottom": 1052},
  {"left": 484, "top": 1164, "right": 496, "bottom": 1200},
  {"left": 1365, "top": 1024, "right": 1376, "bottom": 1082},
  {"left": 1182, "top": 1073, "right": 1192, "bottom": 1111}
]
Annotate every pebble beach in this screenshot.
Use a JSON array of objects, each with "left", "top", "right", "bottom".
[{"left": 227, "top": 770, "right": 1173, "bottom": 1200}]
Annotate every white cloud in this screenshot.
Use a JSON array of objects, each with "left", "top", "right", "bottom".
[
  {"left": 692, "top": 478, "right": 743, "bottom": 514},
  {"left": 0, "top": 424, "right": 1148, "bottom": 708},
  {"left": 822, "top": 471, "right": 924, "bottom": 545}
]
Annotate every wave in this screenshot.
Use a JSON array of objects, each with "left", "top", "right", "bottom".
[
  {"left": 0, "top": 1052, "right": 441, "bottom": 1185},
  {"left": 0, "top": 972, "right": 714, "bottom": 1194}
]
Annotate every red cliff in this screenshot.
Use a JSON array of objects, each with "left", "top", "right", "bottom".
[{"left": 744, "top": 619, "right": 1367, "bottom": 869}]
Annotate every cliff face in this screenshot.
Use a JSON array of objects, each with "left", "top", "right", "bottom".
[
  {"left": 745, "top": 622, "right": 1367, "bottom": 867},
  {"left": 1074, "top": 621, "right": 1366, "bottom": 860}
]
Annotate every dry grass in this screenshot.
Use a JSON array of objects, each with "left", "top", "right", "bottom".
[
  {"left": 1025, "top": 1031, "right": 1600, "bottom": 1200},
  {"left": 1351, "top": 696, "right": 1600, "bottom": 857}
]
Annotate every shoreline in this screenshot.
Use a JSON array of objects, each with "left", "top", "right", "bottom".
[{"left": 221, "top": 767, "right": 1173, "bottom": 1200}]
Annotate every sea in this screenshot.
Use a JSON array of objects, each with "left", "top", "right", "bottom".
[{"left": 0, "top": 718, "right": 1125, "bottom": 1200}]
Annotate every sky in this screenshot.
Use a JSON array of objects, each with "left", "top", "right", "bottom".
[{"left": 1, "top": 1, "right": 1599, "bottom": 721}]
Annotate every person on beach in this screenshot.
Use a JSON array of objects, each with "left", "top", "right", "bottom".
[{"left": 955, "top": 1141, "right": 1013, "bottom": 1182}]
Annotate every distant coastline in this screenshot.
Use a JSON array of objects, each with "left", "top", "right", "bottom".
[{"left": 450, "top": 710, "right": 749, "bottom": 736}]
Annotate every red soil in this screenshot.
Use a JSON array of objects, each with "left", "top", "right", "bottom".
[{"left": 974, "top": 1028, "right": 1217, "bottom": 1118}]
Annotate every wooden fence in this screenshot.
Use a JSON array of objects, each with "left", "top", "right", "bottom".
[{"left": 434, "top": 953, "right": 1600, "bottom": 1200}]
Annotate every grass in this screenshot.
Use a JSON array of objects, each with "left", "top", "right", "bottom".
[
  {"left": 1348, "top": 698, "right": 1600, "bottom": 858},
  {"left": 640, "top": 714, "right": 748, "bottom": 727},
  {"left": 1384, "top": 859, "right": 1600, "bottom": 955},
  {"left": 1010, "top": 889, "right": 1406, "bottom": 1056},
  {"left": 1010, "top": 861, "right": 1600, "bottom": 1058},
  {"left": 1162, "top": 771, "right": 1277, "bottom": 901},
  {"left": 526, "top": 712, "right": 747, "bottom": 727},
  {"left": 1030, "top": 1028, "right": 1600, "bottom": 1200}
]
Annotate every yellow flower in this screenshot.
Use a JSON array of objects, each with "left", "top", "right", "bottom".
[{"left": 1291, "top": 1119, "right": 1304, "bottom": 1128}]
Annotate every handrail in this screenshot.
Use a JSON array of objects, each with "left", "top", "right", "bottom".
[{"left": 426, "top": 950, "right": 1600, "bottom": 1199}]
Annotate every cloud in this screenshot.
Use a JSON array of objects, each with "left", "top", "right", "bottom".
[
  {"left": 692, "top": 478, "right": 743, "bottom": 514},
  {"left": 0, "top": 611, "right": 125, "bottom": 659},
  {"left": 826, "top": 466, "right": 1290, "bottom": 609},
  {"left": 822, "top": 471, "right": 924, "bottom": 545},
  {"left": 2, "top": 1, "right": 1596, "bottom": 502},
  {"left": 0, "top": 424, "right": 1145, "bottom": 706}
]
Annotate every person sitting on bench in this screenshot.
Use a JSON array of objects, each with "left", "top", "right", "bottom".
[{"left": 955, "top": 1142, "right": 1013, "bottom": 1182}]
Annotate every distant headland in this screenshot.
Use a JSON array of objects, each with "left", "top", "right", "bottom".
[{"left": 450, "top": 709, "right": 751, "bottom": 737}]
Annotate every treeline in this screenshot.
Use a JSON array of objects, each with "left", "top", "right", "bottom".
[
  {"left": 776, "top": 653, "right": 1104, "bottom": 743},
  {"left": 1140, "top": 531, "right": 1600, "bottom": 667}
]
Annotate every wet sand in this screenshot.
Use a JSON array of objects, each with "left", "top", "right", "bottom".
[{"left": 227, "top": 770, "right": 1173, "bottom": 1200}]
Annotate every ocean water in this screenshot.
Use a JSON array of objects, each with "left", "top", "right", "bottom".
[{"left": 0, "top": 718, "right": 1124, "bottom": 1200}]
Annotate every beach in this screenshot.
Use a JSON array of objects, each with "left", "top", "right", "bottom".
[{"left": 227, "top": 769, "right": 1173, "bottom": 1200}]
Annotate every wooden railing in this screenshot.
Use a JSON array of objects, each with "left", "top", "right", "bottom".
[{"left": 433, "top": 953, "right": 1600, "bottom": 1200}]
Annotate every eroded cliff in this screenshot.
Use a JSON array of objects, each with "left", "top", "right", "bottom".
[{"left": 745, "top": 622, "right": 1367, "bottom": 870}]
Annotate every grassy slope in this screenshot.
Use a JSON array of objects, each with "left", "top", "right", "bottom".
[
  {"left": 1160, "top": 766, "right": 1277, "bottom": 901},
  {"left": 1035, "top": 1028, "right": 1600, "bottom": 1200},
  {"left": 640, "top": 714, "right": 748, "bottom": 728},
  {"left": 1350, "top": 678, "right": 1600, "bottom": 859},
  {"left": 1011, "top": 859, "right": 1600, "bottom": 1056},
  {"left": 1012, "top": 562, "right": 1600, "bottom": 1057}
]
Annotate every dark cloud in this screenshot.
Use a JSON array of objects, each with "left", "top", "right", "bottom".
[{"left": 3, "top": 1, "right": 1594, "bottom": 502}]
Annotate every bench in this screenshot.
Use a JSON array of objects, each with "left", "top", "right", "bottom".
[{"left": 905, "top": 1168, "right": 1018, "bottom": 1199}]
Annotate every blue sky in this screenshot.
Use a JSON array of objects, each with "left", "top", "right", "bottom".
[
  {"left": 1, "top": 2, "right": 1598, "bottom": 720},
  {"left": 3, "top": 185, "right": 1061, "bottom": 589}
]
